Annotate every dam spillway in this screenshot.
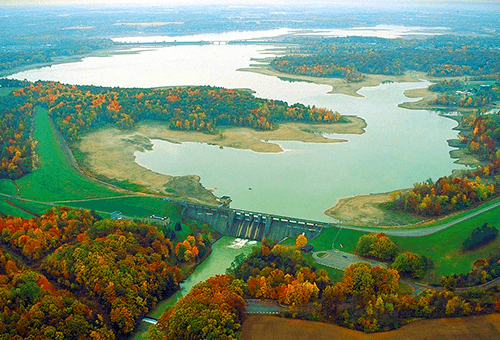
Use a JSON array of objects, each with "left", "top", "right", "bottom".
[{"left": 182, "top": 203, "right": 331, "bottom": 242}]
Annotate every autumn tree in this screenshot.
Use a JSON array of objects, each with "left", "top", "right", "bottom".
[
  {"left": 295, "top": 233, "right": 308, "bottom": 248},
  {"left": 356, "top": 233, "right": 398, "bottom": 261}
]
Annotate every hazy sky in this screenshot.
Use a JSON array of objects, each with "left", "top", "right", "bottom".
[{"left": 3, "top": 0, "right": 497, "bottom": 6}]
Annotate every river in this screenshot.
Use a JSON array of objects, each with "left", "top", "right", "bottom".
[{"left": 130, "top": 236, "right": 256, "bottom": 339}]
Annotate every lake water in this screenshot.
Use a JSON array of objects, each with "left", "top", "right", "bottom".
[{"left": 9, "top": 38, "right": 463, "bottom": 222}]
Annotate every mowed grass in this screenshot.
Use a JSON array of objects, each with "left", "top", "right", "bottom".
[
  {"left": 394, "top": 206, "right": 500, "bottom": 282},
  {"left": 63, "top": 196, "right": 183, "bottom": 222},
  {"left": 0, "top": 179, "right": 18, "bottom": 196},
  {"left": 310, "top": 205, "right": 500, "bottom": 282},
  {"left": 4, "top": 106, "right": 185, "bottom": 223},
  {"left": 15, "top": 107, "right": 123, "bottom": 201},
  {"left": 0, "top": 199, "right": 34, "bottom": 218}
]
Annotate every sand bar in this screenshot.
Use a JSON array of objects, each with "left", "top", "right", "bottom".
[
  {"left": 239, "top": 66, "right": 425, "bottom": 97},
  {"left": 77, "top": 118, "right": 366, "bottom": 203}
]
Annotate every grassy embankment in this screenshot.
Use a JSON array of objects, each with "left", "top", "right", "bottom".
[
  {"left": 0, "top": 106, "right": 182, "bottom": 221},
  {"left": 307, "top": 202, "right": 500, "bottom": 283}
]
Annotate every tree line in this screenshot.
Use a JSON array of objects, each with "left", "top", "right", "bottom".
[
  {"left": 430, "top": 80, "right": 500, "bottom": 109},
  {"left": 0, "top": 79, "right": 342, "bottom": 180},
  {"left": 270, "top": 35, "right": 500, "bottom": 81},
  {"left": 150, "top": 237, "right": 500, "bottom": 337}
]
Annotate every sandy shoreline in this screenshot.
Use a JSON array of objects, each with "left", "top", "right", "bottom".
[
  {"left": 239, "top": 66, "right": 425, "bottom": 97},
  {"left": 324, "top": 190, "right": 425, "bottom": 227},
  {"left": 76, "top": 119, "right": 366, "bottom": 204}
]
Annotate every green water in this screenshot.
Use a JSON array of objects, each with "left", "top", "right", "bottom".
[{"left": 131, "top": 236, "right": 257, "bottom": 339}]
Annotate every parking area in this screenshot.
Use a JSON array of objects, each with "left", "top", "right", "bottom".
[{"left": 312, "top": 249, "right": 386, "bottom": 270}]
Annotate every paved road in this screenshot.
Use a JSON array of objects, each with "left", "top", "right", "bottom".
[
  {"left": 312, "top": 249, "right": 386, "bottom": 271},
  {"left": 245, "top": 299, "right": 288, "bottom": 314},
  {"left": 337, "top": 200, "right": 500, "bottom": 237}
]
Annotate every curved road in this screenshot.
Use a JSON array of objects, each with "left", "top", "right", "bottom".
[{"left": 336, "top": 200, "right": 500, "bottom": 237}]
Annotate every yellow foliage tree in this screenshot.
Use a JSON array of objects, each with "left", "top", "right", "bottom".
[{"left": 295, "top": 234, "right": 308, "bottom": 248}]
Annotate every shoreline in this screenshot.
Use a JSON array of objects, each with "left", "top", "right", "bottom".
[
  {"left": 238, "top": 66, "right": 425, "bottom": 97},
  {"left": 76, "top": 119, "right": 366, "bottom": 204},
  {"left": 0, "top": 44, "right": 146, "bottom": 78},
  {"left": 323, "top": 190, "right": 426, "bottom": 227}
]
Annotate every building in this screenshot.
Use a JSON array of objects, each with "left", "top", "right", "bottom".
[{"left": 300, "top": 244, "right": 314, "bottom": 253}]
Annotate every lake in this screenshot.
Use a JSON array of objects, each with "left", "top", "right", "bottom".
[{"left": 9, "top": 36, "right": 463, "bottom": 222}]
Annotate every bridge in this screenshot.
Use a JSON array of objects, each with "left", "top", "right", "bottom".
[{"left": 182, "top": 202, "right": 336, "bottom": 242}]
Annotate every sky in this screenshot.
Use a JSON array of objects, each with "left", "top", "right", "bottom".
[{"left": 3, "top": 0, "right": 497, "bottom": 6}]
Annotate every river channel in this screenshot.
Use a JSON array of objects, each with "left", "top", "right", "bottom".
[{"left": 131, "top": 236, "right": 256, "bottom": 339}]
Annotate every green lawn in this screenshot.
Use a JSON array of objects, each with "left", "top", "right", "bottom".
[
  {"left": 2, "top": 106, "right": 185, "bottom": 224},
  {"left": 0, "top": 179, "right": 18, "bottom": 196},
  {"left": 309, "top": 205, "right": 500, "bottom": 283},
  {"left": 394, "top": 206, "right": 500, "bottom": 283},
  {"left": 15, "top": 107, "right": 123, "bottom": 201},
  {"left": 63, "top": 196, "right": 182, "bottom": 221},
  {"left": 0, "top": 199, "right": 34, "bottom": 218}
]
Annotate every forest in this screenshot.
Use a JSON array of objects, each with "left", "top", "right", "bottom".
[
  {"left": 270, "top": 35, "right": 500, "bottom": 82},
  {"left": 150, "top": 238, "right": 500, "bottom": 338},
  {"left": 0, "top": 79, "right": 342, "bottom": 180},
  {"left": 430, "top": 80, "right": 500, "bottom": 109},
  {"left": 0, "top": 206, "right": 214, "bottom": 338}
]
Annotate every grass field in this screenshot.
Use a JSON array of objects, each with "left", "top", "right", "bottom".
[
  {"left": 0, "top": 106, "right": 185, "bottom": 225},
  {"left": 63, "top": 196, "right": 182, "bottom": 221},
  {"left": 308, "top": 205, "right": 500, "bottom": 282},
  {"left": 0, "top": 179, "right": 18, "bottom": 196},
  {"left": 394, "top": 206, "right": 500, "bottom": 282},
  {"left": 0, "top": 200, "right": 34, "bottom": 218},
  {"left": 14, "top": 107, "right": 124, "bottom": 202}
]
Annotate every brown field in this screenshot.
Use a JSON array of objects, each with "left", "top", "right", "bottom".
[{"left": 240, "top": 314, "right": 500, "bottom": 340}]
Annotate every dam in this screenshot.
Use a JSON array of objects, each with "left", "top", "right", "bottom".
[{"left": 182, "top": 202, "right": 334, "bottom": 242}]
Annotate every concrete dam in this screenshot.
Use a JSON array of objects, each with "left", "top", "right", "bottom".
[{"left": 182, "top": 203, "right": 333, "bottom": 242}]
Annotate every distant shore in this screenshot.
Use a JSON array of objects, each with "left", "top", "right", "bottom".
[{"left": 77, "top": 118, "right": 366, "bottom": 203}]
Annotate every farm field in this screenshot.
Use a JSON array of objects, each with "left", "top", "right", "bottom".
[{"left": 240, "top": 314, "right": 500, "bottom": 340}]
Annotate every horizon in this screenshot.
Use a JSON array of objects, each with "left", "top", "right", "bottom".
[{"left": 3, "top": 0, "right": 499, "bottom": 7}]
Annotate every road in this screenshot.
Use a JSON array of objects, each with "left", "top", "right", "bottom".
[
  {"left": 245, "top": 299, "right": 288, "bottom": 314},
  {"left": 337, "top": 199, "right": 500, "bottom": 237}
]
